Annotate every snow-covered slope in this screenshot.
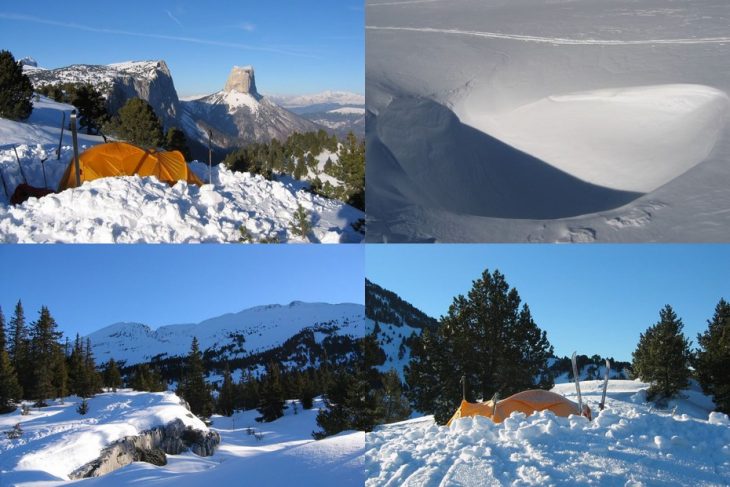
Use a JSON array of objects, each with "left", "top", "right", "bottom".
[
  {"left": 0, "top": 98, "right": 364, "bottom": 243},
  {"left": 181, "top": 66, "right": 319, "bottom": 150},
  {"left": 1, "top": 394, "right": 364, "bottom": 487},
  {"left": 366, "top": 380, "right": 730, "bottom": 486},
  {"left": 366, "top": 0, "right": 730, "bottom": 242},
  {"left": 26, "top": 60, "right": 182, "bottom": 128},
  {"left": 0, "top": 390, "right": 207, "bottom": 483},
  {"left": 88, "top": 302, "right": 365, "bottom": 366},
  {"left": 269, "top": 91, "right": 366, "bottom": 138}
]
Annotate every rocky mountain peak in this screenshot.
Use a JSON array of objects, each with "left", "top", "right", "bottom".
[{"left": 224, "top": 65, "right": 258, "bottom": 95}]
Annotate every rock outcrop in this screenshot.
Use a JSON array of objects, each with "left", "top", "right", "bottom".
[
  {"left": 69, "top": 419, "right": 220, "bottom": 479},
  {"left": 224, "top": 65, "right": 258, "bottom": 96}
]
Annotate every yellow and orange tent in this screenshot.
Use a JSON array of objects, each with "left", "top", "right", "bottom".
[
  {"left": 58, "top": 142, "right": 203, "bottom": 191},
  {"left": 447, "top": 390, "right": 590, "bottom": 426}
]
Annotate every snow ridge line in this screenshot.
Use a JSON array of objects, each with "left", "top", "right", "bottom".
[{"left": 366, "top": 25, "right": 730, "bottom": 45}]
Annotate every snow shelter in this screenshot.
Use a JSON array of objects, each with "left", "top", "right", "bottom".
[
  {"left": 447, "top": 389, "right": 591, "bottom": 426},
  {"left": 57, "top": 142, "right": 203, "bottom": 191}
]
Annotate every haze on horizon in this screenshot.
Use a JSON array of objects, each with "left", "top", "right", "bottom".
[{"left": 0, "top": 0, "right": 364, "bottom": 97}]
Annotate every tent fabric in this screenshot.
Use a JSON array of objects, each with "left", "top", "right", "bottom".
[
  {"left": 58, "top": 142, "right": 203, "bottom": 191},
  {"left": 447, "top": 390, "right": 590, "bottom": 426}
]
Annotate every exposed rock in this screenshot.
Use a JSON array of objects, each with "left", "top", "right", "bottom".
[
  {"left": 136, "top": 447, "right": 167, "bottom": 466},
  {"left": 69, "top": 419, "right": 220, "bottom": 479},
  {"left": 224, "top": 65, "right": 258, "bottom": 96}
]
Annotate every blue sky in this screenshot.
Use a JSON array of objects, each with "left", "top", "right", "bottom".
[
  {"left": 0, "top": 245, "right": 364, "bottom": 338},
  {"left": 0, "top": 1, "right": 363, "bottom": 96},
  {"left": 366, "top": 244, "right": 730, "bottom": 361}
]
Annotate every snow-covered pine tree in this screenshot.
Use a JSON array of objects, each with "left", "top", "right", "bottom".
[
  {"left": 632, "top": 305, "right": 692, "bottom": 402},
  {"left": 695, "top": 298, "right": 730, "bottom": 413}
]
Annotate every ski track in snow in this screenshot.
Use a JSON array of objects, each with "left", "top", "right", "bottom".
[{"left": 366, "top": 25, "right": 730, "bottom": 46}]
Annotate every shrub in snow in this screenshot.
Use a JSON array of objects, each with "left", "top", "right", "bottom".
[
  {"left": 4, "top": 423, "right": 22, "bottom": 439},
  {"left": 290, "top": 204, "right": 313, "bottom": 240},
  {"left": 77, "top": 398, "right": 89, "bottom": 415}
]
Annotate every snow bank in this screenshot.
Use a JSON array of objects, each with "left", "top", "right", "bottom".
[
  {"left": 0, "top": 146, "right": 363, "bottom": 243},
  {"left": 365, "top": 380, "right": 730, "bottom": 486},
  {"left": 0, "top": 391, "right": 206, "bottom": 482}
]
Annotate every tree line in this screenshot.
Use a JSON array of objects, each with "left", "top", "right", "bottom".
[{"left": 224, "top": 130, "right": 365, "bottom": 211}]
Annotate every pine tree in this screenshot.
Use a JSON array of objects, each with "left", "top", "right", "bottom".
[
  {"left": 632, "top": 305, "right": 692, "bottom": 402},
  {"left": 51, "top": 346, "right": 68, "bottom": 399},
  {"left": 0, "top": 308, "right": 21, "bottom": 413},
  {"left": 103, "top": 358, "right": 123, "bottom": 392},
  {"left": 164, "top": 127, "right": 191, "bottom": 160},
  {"left": 8, "top": 300, "right": 30, "bottom": 399},
  {"left": 30, "top": 306, "right": 62, "bottom": 406},
  {"left": 218, "top": 365, "right": 235, "bottom": 417},
  {"left": 106, "top": 97, "right": 164, "bottom": 149},
  {"left": 376, "top": 369, "right": 411, "bottom": 424},
  {"left": 67, "top": 334, "right": 86, "bottom": 397},
  {"left": 0, "top": 50, "right": 33, "bottom": 120},
  {"left": 178, "top": 337, "right": 213, "bottom": 418},
  {"left": 290, "top": 205, "right": 312, "bottom": 240},
  {"left": 695, "top": 298, "right": 730, "bottom": 413},
  {"left": 71, "top": 84, "right": 108, "bottom": 134},
  {"left": 256, "top": 362, "right": 285, "bottom": 423},
  {"left": 405, "top": 269, "right": 554, "bottom": 424}
]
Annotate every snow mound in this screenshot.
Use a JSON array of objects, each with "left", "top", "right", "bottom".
[
  {"left": 0, "top": 145, "right": 363, "bottom": 243},
  {"left": 0, "top": 391, "right": 206, "bottom": 482},
  {"left": 366, "top": 380, "right": 730, "bottom": 486},
  {"left": 458, "top": 84, "right": 729, "bottom": 192}
]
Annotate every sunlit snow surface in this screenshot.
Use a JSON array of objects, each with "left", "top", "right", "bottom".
[
  {"left": 365, "top": 380, "right": 730, "bottom": 486},
  {"left": 0, "top": 392, "right": 364, "bottom": 487},
  {"left": 366, "top": 0, "right": 730, "bottom": 242}
]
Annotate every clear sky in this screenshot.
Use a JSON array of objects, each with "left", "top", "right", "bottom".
[
  {"left": 366, "top": 244, "right": 730, "bottom": 362},
  {"left": 0, "top": 1, "right": 364, "bottom": 96},
  {"left": 0, "top": 245, "right": 364, "bottom": 338}
]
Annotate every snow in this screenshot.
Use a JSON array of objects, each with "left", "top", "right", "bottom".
[
  {"left": 366, "top": 0, "right": 730, "bottom": 242},
  {"left": 1, "top": 394, "right": 364, "bottom": 487},
  {"left": 269, "top": 91, "right": 365, "bottom": 108},
  {"left": 0, "top": 98, "right": 364, "bottom": 243},
  {"left": 366, "top": 380, "right": 730, "bottom": 486},
  {"left": 202, "top": 90, "right": 260, "bottom": 114},
  {"left": 328, "top": 107, "right": 366, "bottom": 115},
  {"left": 88, "top": 302, "right": 365, "bottom": 366},
  {"left": 0, "top": 390, "right": 206, "bottom": 483}
]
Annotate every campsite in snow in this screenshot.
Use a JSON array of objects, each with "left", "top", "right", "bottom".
[
  {"left": 0, "top": 0, "right": 364, "bottom": 243},
  {"left": 365, "top": 245, "right": 730, "bottom": 485},
  {"left": 366, "top": 0, "right": 730, "bottom": 242}
]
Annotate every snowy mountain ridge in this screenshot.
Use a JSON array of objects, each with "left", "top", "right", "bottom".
[{"left": 87, "top": 301, "right": 365, "bottom": 366}]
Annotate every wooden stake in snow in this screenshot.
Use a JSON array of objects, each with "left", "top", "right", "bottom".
[
  {"left": 71, "top": 111, "right": 81, "bottom": 187},
  {"left": 12, "top": 145, "right": 28, "bottom": 184}
]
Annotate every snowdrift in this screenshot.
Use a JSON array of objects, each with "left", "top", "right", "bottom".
[
  {"left": 365, "top": 380, "right": 730, "bottom": 486},
  {"left": 366, "top": 0, "right": 730, "bottom": 242}
]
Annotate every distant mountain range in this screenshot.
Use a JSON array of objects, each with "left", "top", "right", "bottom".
[
  {"left": 24, "top": 60, "right": 364, "bottom": 159},
  {"left": 86, "top": 301, "right": 365, "bottom": 374}
]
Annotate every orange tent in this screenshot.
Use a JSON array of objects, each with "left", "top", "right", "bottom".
[
  {"left": 58, "top": 142, "right": 203, "bottom": 191},
  {"left": 447, "top": 390, "right": 590, "bottom": 426}
]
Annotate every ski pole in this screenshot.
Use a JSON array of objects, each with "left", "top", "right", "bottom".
[
  {"left": 56, "top": 111, "right": 66, "bottom": 160},
  {"left": 40, "top": 156, "right": 48, "bottom": 189},
  {"left": 12, "top": 145, "right": 28, "bottom": 184}
]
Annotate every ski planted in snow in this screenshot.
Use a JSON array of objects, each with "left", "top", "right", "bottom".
[
  {"left": 571, "top": 351, "right": 583, "bottom": 415},
  {"left": 599, "top": 358, "right": 611, "bottom": 411}
]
